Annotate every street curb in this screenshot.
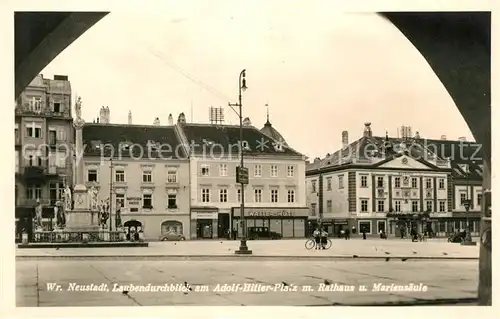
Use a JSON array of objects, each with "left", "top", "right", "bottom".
[{"left": 15, "top": 255, "right": 479, "bottom": 261}]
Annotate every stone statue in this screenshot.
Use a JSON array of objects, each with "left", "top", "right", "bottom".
[
  {"left": 115, "top": 207, "right": 122, "bottom": 228},
  {"left": 34, "top": 201, "right": 43, "bottom": 229},
  {"left": 88, "top": 186, "right": 99, "bottom": 211},
  {"left": 55, "top": 201, "right": 66, "bottom": 228},
  {"left": 64, "top": 186, "right": 72, "bottom": 211},
  {"left": 99, "top": 200, "right": 109, "bottom": 228},
  {"left": 75, "top": 96, "right": 82, "bottom": 119},
  {"left": 53, "top": 204, "right": 58, "bottom": 229}
]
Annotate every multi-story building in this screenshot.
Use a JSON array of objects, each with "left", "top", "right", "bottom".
[
  {"left": 15, "top": 74, "right": 74, "bottom": 237},
  {"left": 81, "top": 109, "right": 190, "bottom": 240},
  {"left": 175, "top": 114, "right": 309, "bottom": 239},
  {"left": 306, "top": 123, "right": 482, "bottom": 237}
]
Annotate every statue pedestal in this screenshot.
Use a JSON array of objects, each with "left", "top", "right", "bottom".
[{"left": 66, "top": 184, "right": 100, "bottom": 232}]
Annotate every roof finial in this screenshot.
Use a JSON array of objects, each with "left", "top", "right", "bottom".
[{"left": 266, "top": 103, "right": 269, "bottom": 122}]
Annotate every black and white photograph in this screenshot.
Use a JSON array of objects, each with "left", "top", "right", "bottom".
[{"left": 1, "top": 0, "right": 495, "bottom": 316}]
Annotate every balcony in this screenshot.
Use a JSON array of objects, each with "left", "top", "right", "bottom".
[
  {"left": 15, "top": 103, "right": 72, "bottom": 118},
  {"left": 20, "top": 165, "right": 59, "bottom": 181}
]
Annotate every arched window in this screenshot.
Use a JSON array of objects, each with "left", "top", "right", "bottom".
[{"left": 161, "top": 220, "right": 183, "bottom": 235}]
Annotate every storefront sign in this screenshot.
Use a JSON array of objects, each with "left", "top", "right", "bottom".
[
  {"left": 192, "top": 212, "right": 218, "bottom": 220},
  {"left": 234, "top": 207, "right": 310, "bottom": 217},
  {"left": 127, "top": 197, "right": 141, "bottom": 206}
]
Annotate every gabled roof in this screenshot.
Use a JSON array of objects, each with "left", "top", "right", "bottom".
[
  {"left": 82, "top": 123, "right": 186, "bottom": 159},
  {"left": 307, "top": 135, "right": 483, "bottom": 180},
  {"left": 179, "top": 123, "right": 302, "bottom": 157}
]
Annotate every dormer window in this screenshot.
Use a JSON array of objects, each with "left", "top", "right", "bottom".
[
  {"left": 148, "top": 140, "right": 159, "bottom": 151},
  {"left": 272, "top": 142, "right": 284, "bottom": 152},
  {"left": 241, "top": 141, "right": 250, "bottom": 151}
]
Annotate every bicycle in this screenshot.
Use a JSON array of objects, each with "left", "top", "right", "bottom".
[{"left": 305, "top": 237, "right": 332, "bottom": 250}]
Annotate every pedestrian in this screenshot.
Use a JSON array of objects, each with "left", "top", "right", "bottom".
[
  {"left": 313, "top": 228, "right": 321, "bottom": 250},
  {"left": 340, "top": 228, "right": 345, "bottom": 239},
  {"left": 352, "top": 226, "right": 356, "bottom": 235},
  {"left": 320, "top": 228, "right": 328, "bottom": 249},
  {"left": 362, "top": 228, "right": 367, "bottom": 240},
  {"left": 345, "top": 228, "right": 350, "bottom": 240}
]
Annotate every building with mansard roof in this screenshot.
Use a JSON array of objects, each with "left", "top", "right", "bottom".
[
  {"left": 176, "top": 113, "right": 309, "bottom": 239},
  {"left": 306, "top": 122, "right": 483, "bottom": 238},
  {"left": 82, "top": 109, "right": 191, "bottom": 241}
]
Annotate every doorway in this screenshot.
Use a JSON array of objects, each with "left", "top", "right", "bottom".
[
  {"left": 377, "top": 220, "right": 386, "bottom": 233},
  {"left": 218, "top": 213, "right": 230, "bottom": 239},
  {"left": 196, "top": 219, "right": 213, "bottom": 239},
  {"left": 124, "top": 220, "right": 142, "bottom": 240}
]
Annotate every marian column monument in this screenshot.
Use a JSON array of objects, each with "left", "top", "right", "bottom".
[{"left": 65, "top": 96, "right": 99, "bottom": 231}]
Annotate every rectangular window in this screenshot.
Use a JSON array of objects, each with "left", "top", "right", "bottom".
[
  {"left": 57, "top": 128, "right": 66, "bottom": 141},
  {"left": 142, "top": 170, "right": 152, "bottom": 182},
  {"left": 477, "top": 193, "right": 482, "bottom": 207},
  {"left": 311, "top": 181, "right": 316, "bottom": 193},
  {"left": 219, "top": 164, "right": 228, "bottom": 176},
  {"left": 26, "top": 184, "right": 42, "bottom": 200},
  {"left": 287, "top": 189, "right": 295, "bottom": 203},
  {"left": 394, "top": 177, "right": 401, "bottom": 188},
  {"left": 394, "top": 200, "right": 401, "bottom": 212},
  {"left": 56, "top": 152, "right": 66, "bottom": 168},
  {"left": 88, "top": 169, "right": 98, "bottom": 182},
  {"left": 254, "top": 164, "right": 262, "bottom": 177},
  {"left": 460, "top": 193, "right": 467, "bottom": 205},
  {"left": 201, "top": 165, "right": 210, "bottom": 176},
  {"left": 438, "top": 178, "right": 445, "bottom": 189},
  {"left": 411, "top": 177, "right": 418, "bottom": 188},
  {"left": 310, "top": 203, "right": 317, "bottom": 216},
  {"left": 167, "top": 168, "right": 177, "bottom": 183},
  {"left": 270, "top": 165, "right": 278, "bottom": 177},
  {"left": 115, "top": 170, "right": 125, "bottom": 182},
  {"left": 116, "top": 194, "right": 125, "bottom": 208},
  {"left": 49, "top": 130, "right": 57, "bottom": 144},
  {"left": 377, "top": 176, "right": 384, "bottom": 188},
  {"left": 142, "top": 194, "right": 152, "bottom": 208},
  {"left": 53, "top": 102, "right": 61, "bottom": 113},
  {"left": 439, "top": 200, "right": 446, "bottom": 212},
  {"left": 360, "top": 199, "right": 368, "bottom": 212},
  {"left": 219, "top": 189, "right": 228, "bottom": 202},
  {"left": 426, "top": 200, "right": 433, "bottom": 212},
  {"left": 287, "top": 165, "right": 294, "bottom": 177},
  {"left": 425, "top": 178, "right": 432, "bottom": 189},
  {"left": 15, "top": 127, "right": 19, "bottom": 143},
  {"left": 326, "top": 200, "right": 332, "bottom": 213},
  {"left": 360, "top": 175, "right": 368, "bottom": 188},
  {"left": 35, "top": 128, "right": 42, "bottom": 138},
  {"left": 326, "top": 178, "right": 332, "bottom": 191},
  {"left": 338, "top": 175, "right": 344, "bottom": 189},
  {"left": 254, "top": 189, "right": 262, "bottom": 202},
  {"left": 201, "top": 189, "right": 210, "bottom": 203},
  {"left": 412, "top": 200, "right": 419, "bottom": 212},
  {"left": 377, "top": 200, "right": 385, "bottom": 212},
  {"left": 168, "top": 194, "right": 177, "bottom": 208},
  {"left": 237, "top": 188, "right": 241, "bottom": 202},
  {"left": 271, "top": 189, "right": 278, "bottom": 203}
]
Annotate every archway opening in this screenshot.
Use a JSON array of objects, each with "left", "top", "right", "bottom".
[{"left": 124, "top": 219, "right": 142, "bottom": 241}]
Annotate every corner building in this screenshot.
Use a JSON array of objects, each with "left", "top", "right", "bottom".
[
  {"left": 15, "top": 74, "right": 74, "bottom": 239},
  {"left": 82, "top": 121, "right": 190, "bottom": 240},
  {"left": 306, "top": 123, "right": 482, "bottom": 237},
  {"left": 175, "top": 115, "right": 309, "bottom": 239}
]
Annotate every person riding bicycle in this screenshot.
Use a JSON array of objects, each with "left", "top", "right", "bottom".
[
  {"left": 313, "top": 228, "right": 321, "bottom": 250},
  {"left": 320, "top": 228, "right": 328, "bottom": 250}
]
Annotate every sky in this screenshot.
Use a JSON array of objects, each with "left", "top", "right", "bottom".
[{"left": 40, "top": 3, "right": 474, "bottom": 159}]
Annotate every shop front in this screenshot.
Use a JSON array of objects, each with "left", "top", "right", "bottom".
[
  {"left": 232, "top": 207, "right": 310, "bottom": 238},
  {"left": 190, "top": 208, "right": 218, "bottom": 239}
]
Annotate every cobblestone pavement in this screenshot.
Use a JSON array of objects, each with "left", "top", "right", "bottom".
[
  {"left": 16, "top": 238, "right": 479, "bottom": 260},
  {"left": 16, "top": 260, "right": 478, "bottom": 306}
]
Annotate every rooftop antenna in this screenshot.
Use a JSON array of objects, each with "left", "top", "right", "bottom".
[{"left": 266, "top": 103, "right": 269, "bottom": 122}]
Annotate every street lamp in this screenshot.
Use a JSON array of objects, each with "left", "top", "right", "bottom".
[
  {"left": 229, "top": 69, "right": 252, "bottom": 255},
  {"left": 462, "top": 164, "right": 477, "bottom": 246}
]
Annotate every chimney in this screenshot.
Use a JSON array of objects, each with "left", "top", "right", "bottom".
[
  {"left": 153, "top": 117, "right": 160, "bottom": 126},
  {"left": 243, "top": 117, "right": 252, "bottom": 126},
  {"left": 458, "top": 136, "right": 466, "bottom": 141},
  {"left": 178, "top": 112, "right": 186, "bottom": 124},
  {"left": 363, "top": 122, "right": 372, "bottom": 138},
  {"left": 168, "top": 113, "right": 173, "bottom": 125},
  {"left": 128, "top": 110, "right": 132, "bottom": 125},
  {"left": 96, "top": 117, "right": 100, "bottom": 123},
  {"left": 314, "top": 157, "right": 321, "bottom": 163},
  {"left": 441, "top": 135, "right": 447, "bottom": 140},
  {"left": 414, "top": 131, "right": 421, "bottom": 139},
  {"left": 342, "top": 131, "right": 348, "bottom": 149}
]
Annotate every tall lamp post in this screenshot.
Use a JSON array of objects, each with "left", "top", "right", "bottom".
[
  {"left": 229, "top": 69, "right": 252, "bottom": 255},
  {"left": 109, "top": 158, "right": 114, "bottom": 232},
  {"left": 462, "top": 164, "right": 477, "bottom": 246}
]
